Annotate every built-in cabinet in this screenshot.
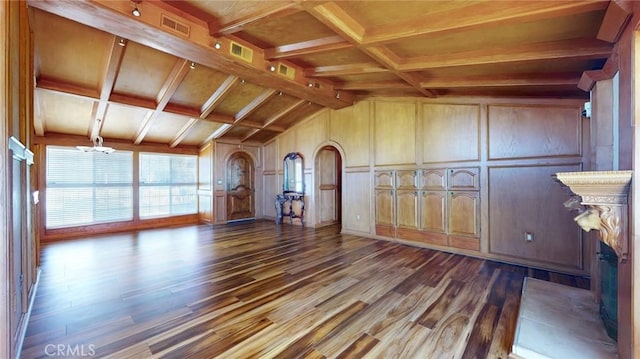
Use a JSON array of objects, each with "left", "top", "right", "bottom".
[{"left": 375, "top": 167, "right": 480, "bottom": 251}]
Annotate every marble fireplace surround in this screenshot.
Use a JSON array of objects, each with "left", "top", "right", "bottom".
[
  {"left": 555, "top": 170, "right": 633, "bottom": 262},
  {"left": 510, "top": 171, "right": 632, "bottom": 358}
]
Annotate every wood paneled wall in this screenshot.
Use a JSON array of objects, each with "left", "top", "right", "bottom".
[{"left": 259, "top": 96, "right": 588, "bottom": 275}]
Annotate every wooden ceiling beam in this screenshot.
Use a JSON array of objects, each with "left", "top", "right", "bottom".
[
  {"left": 88, "top": 35, "right": 127, "bottom": 141},
  {"left": 596, "top": 0, "right": 632, "bottom": 43},
  {"left": 36, "top": 78, "right": 100, "bottom": 100},
  {"left": 578, "top": 47, "right": 619, "bottom": 91},
  {"left": 235, "top": 89, "right": 278, "bottom": 123},
  {"left": 169, "top": 118, "right": 199, "bottom": 148},
  {"left": 398, "top": 39, "right": 613, "bottom": 71},
  {"left": 335, "top": 80, "right": 412, "bottom": 90},
  {"left": 305, "top": 62, "right": 389, "bottom": 77},
  {"left": 28, "top": 0, "right": 354, "bottom": 109},
  {"left": 420, "top": 73, "right": 582, "bottom": 89},
  {"left": 33, "top": 90, "right": 45, "bottom": 136},
  {"left": 362, "top": 1, "right": 610, "bottom": 45},
  {"left": 263, "top": 99, "right": 306, "bottom": 128},
  {"left": 306, "top": 3, "right": 436, "bottom": 97},
  {"left": 240, "top": 129, "right": 261, "bottom": 143},
  {"left": 200, "top": 75, "right": 240, "bottom": 118},
  {"left": 305, "top": 2, "right": 365, "bottom": 44},
  {"left": 265, "top": 35, "right": 352, "bottom": 60},
  {"left": 134, "top": 58, "right": 191, "bottom": 144},
  {"left": 214, "top": 2, "right": 303, "bottom": 36}
]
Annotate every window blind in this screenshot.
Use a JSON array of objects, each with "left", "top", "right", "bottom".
[
  {"left": 139, "top": 153, "right": 197, "bottom": 219},
  {"left": 46, "top": 146, "right": 134, "bottom": 228}
]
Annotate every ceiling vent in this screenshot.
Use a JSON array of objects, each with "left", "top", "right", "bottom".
[
  {"left": 277, "top": 63, "right": 295, "bottom": 80},
  {"left": 230, "top": 41, "right": 253, "bottom": 63},
  {"left": 160, "top": 14, "right": 190, "bottom": 37}
]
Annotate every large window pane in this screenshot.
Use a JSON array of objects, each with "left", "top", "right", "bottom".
[
  {"left": 139, "top": 153, "right": 197, "bottom": 219},
  {"left": 46, "top": 146, "right": 134, "bottom": 228}
]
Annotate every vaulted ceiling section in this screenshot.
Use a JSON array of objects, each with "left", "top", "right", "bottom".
[{"left": 27, "top": 0, "right": 630, "bottom": 148}]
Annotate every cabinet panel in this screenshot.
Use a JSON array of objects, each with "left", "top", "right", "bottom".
[
  {"left": 396, "top": 190, "right": 419, "bottom": 230},
  {"left": 448, "top": 167, "right": 480, "bottom": 190},
  {"left": 396, "top": 170, "right": 418, "bottom": 189},
  {"left": 375, "top": 189, "right": 395, "bottom": 227},
  {"left": 420, "top": 169, "right": 446, "bottom": 190},
  {"left": 375, "top": 170, "right": 394, "bottom": 189},
  {"left": 420, "top": 190, "right": 446, "bottom": 233},
  {"left": 449, "top": 191, "right": 479, "bottom": 238}
]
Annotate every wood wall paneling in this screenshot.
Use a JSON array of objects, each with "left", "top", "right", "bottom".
[
  {"left": 488, "top": 164, "right": 584, "bottom": 269},
  {"left": 422, "top": 104, "right": 480, "bottom": 163},
  {"left": 374, "top": 101, "right": 416, "bottom": 166},
  {"left": 342, "top": 171, "right": 370, "bottom": 234},
  {"left": 488, "top": 105, "right": 582, "bottom": 159},
  {"left": 329, "top": 101, "right": 370, "bottom": 167},
  {"left": 263, "top": 140, "right": 277, "bottom": 173},
  {"left": 262, "top": 174, "right": 277, "bottom": 220},
  {"left": 198, "top": 142, "right": 213, "bottom": 222},
  {"left": 294, "top": 109, "right": 329, "bottom": 162},
  {"left": 448, "top": 167, "right": 480, "bottom": 190}
]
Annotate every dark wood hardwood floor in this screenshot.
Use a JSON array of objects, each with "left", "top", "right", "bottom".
[{"left": 21, "top": 220, "right": 588, "bottom": 358}]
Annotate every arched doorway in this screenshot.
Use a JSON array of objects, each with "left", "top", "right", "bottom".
[
  {"left": 315, "top": 146, "right": 342, "bottom": 226},
  {"left": 226, "top": 151, "right": 255, "bottom": 221}
]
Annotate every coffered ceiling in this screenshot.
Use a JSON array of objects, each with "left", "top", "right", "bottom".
[{"left": 27, "top": 0, "right": 628, "bottom": 148}]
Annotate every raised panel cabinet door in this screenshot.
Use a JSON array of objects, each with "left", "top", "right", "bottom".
[
  {"left": 374, "top": 170, "right": 394, "bottom": 189},
  {"left": 420, "top": 169, "right": 446, "bottom": 190},
  {"left": 448, "top": 167, "right": 480, "bottom": 190},
  {"left": 396, "top": 170, "right": 418, "bottom": 189},
  {"left": 396, "top": 190, "right": 419, "bottom": 230},
  {"left": 375, "top": 189, "right": 395, "bottom": 227},
  {"left": 449, "top": 191, "right": 479, "bottom": 237},
  {"left": 420, "top": 190, "right": 446, "bottom": 233}
]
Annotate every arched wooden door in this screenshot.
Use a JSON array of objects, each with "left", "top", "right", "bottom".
[
  {"left": 316, "top": 146, "right": 342, "bottom": 226},
  {"left": 226, "top": 152, "right": 255, "bottom": 221}
]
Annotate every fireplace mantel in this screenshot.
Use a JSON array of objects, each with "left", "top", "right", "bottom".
[{"left": 554, "top": 170, "right": 633, "bottom": 262}]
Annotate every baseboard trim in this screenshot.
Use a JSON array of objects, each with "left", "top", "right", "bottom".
[{"left": 14, "top": 267, "right": 40, "bottom": 359}]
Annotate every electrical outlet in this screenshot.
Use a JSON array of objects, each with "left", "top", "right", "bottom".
[{"left": 525, "top": 232, "right": 534, "bottom": 242}]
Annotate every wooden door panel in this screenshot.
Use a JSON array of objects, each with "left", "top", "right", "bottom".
[
  {"left": 420, "top": 190, "right": 446, "bottom": 233},
  {"left": 227, "top": 153, "right": 255, "bottom": 220},
  {"left": 396, "top": 190, "right": 418, "bottom": 230},
  {"left": 318, "top": 148, "right": 338, "bottom": 225},
  {"left": 396, "top": 170, "right": 418, "bottom": 189},
  {"left": 375, "top": 189, "right": 395, "bottom": 227},
  {"left": 421, "top": 169, "right": 446, "bottom": 190},
  {"left": 449, "top": 191, "right": 479, "bottom": 237},
  {"left": 448, "top": 167, "right": 480, "bottom": 190}
]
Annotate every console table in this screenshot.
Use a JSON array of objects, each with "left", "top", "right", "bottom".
[{"left": 275, "top": 193, "right": 305, "bottom": 225}]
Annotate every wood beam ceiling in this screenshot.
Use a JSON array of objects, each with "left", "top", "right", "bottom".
[{"left": 27, "top": 0, "right": 355, "bottom": 109}]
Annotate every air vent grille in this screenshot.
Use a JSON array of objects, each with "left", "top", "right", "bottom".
[
  {"left": 230, "top": 41, "right": 253, "bottom": 63},
  {"left": 160, "top": 14, "right": 190, "bottom": 37},
  {"left": 278, "top": 64, "right": 295, "bottom": 79}
]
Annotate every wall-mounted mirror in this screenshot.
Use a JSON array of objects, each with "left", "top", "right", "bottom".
[{"left": 283, "top": 152, "right": 304, "bottom": 194}]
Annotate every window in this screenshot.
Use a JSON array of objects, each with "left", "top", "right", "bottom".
[
  {"left": 46, "top": 146, "right": 133, "bottom": 228},
  {"left": 139, "top": 153, "right": 197, "bottom": 218}
]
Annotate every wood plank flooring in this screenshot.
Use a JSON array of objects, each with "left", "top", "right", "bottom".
[{"left": 21, "top": 220, "right": 589, "bottom": 359}]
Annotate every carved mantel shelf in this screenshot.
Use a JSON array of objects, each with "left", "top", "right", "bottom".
[{"left": 554, "top": 171, "right": 633, "bottom": 262}]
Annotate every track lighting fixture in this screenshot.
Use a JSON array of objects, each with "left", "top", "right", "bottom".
[
  {"left": 335, "top": 91, "right": 340, "bottom": 99},
  {"left": 269, "top": 63, "right": 276, "bottom": 72},
  {"left": 213, "top": 41, "right": 222, "bottom": 50},
  {"left": 189, "top": 61, "right": 196, "bottom": 69},
  {"left": 307, "top": 82, "right": 314, "bottom": 87},
  {"left": 118, "top": 38, "right": 126, "bottom": 47},
  {"left": 278, "top": 91, "right": 283, "bottom": 96},
  {"left": 131, "top": 0, "right": 141, "bottom": 16}
]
